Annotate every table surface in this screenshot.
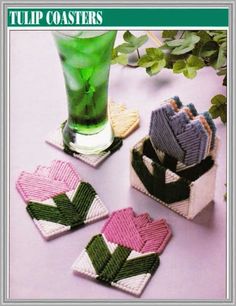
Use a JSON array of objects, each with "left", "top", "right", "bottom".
[{"left": 9, "top": 31, "right": 227, "bottom": 300}]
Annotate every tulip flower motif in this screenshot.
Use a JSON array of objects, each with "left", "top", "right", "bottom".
[
  {"left": 73, "top": 208, "right": 172, "bottom": 296},
  {"left": 16, "top": 160, "right": 108, "bottom": 239},
  {"left": 149, "top": 98, "right": 216, "bottom": 166}
]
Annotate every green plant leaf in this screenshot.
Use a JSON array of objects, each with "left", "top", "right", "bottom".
[
  {"left": 138, "top": 55, "right": 155, "bottom": 68},
  {"left": 166, "top": 39, "right": 185, "bottom": 47},
  {"left": 173, "top": 60, "right": 186, "bottom": 73},
  {"left": 200, "top": 41, "right": 219, "bottom": 57},
  {"left": 216, "top": 67, "right": 227, "bottom": 86},
  {"left": 214, "top": 43, "right": 227, "bottom": 69},
  {"left": 162, "top": 30, "right": 178, "bottom": 39},
  {"left": 146, "top": 48, "right": 165, "bottom": 59},
  {"left": 183, "top": 67, "right": 197, "bottom": 79},
  {"left": 173, "top": 55, "right": 204, "bottom": 78},
  {"left": 173, "top": 45, "right": 196, "bottom": 55},
  {"left": 123, "top": 31, "right": 148, "bottom": 48},
  {"left": 192, "top": 30, "right": 212, "bottom": 56},
  {"left": 115, "top": 31, "right": 148, "bottom": 54},
  {"left": 123, "top": 31, "right": 136, "bottom": 43},
  {"left": 187, "top": 55, "right": 205, "bottom": 69},
  {"left": 111, "top": 48, "right": 128, "bottom": 65},
  {"left": 111, "top": 54, "right": 128, "bottom": 65},
  {"left": 116, "top": 43, "right": 137, "bottom": 54},
  {"left": 209, "top": 104, "right": 227, "bottom": 123},
  {"left": 213, "top": 32, "right": 227, "bottom": 44},
  {"left": 134, "top": 34, "right": 149, "bottom": 48},
  {"left": 146, "top": 60, "right": 166, "bottom": 76},
  {"left": 167, "top": 32, "right": 200, "bottom": 55},
  {"left": 211, "top": 94, "right": 227, "bottom": 105},
  {"left": 217, "top": 67, "right": 227, "bottom": 76},
  {"left": 138, "top": 48, "right": 166, "bottom": 75},
  {"left": 113, "top": 30, "right": 227, "bottom": 104},
  {"left": 220, "top": 110, "right": 227, "bottom": 123},
  {"left": 197, "top": 30, "right": 212, "bottom": 43},
  {"left": 207, "top": 30, "right": 221, "bottom": 37},
  {"left": 203, "top": 31, "right": 227, "bottom": 70},
  {"left": 209, "top": 94, "right": 227, "bottom": 123}
]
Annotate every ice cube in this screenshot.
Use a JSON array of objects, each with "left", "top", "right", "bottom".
[
  {"left": 67, "top": 52, "right": 99, "bottom": 69},
  {"left": 90, "top": 63, "right": 109, "bottom": 86},
  {"left": 63, "top": 63, "right": 83, "bottom": 91}
]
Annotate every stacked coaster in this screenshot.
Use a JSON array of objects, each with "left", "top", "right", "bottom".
[
  {"left": 109, "top": 101, "right": 140, "bottom": 138},
  {"left": 149, "top": 96, "right": 216, "bottom": 166},
  {"left": 130, "top": 97, "right": 218, "bottom": 219},
  {"left": 46, "top": 101, "right": 140, "bottom": 167},
  {"left": 16, "top": 160, "right": 108, "bottom": 240},
  {"left": 72, "top": 207, "right": 172, "bottom": 296}
]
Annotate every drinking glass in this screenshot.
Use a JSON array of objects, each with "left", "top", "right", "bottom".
[{"left": 53, "top": 30, "right": 117, "bottom": 154}]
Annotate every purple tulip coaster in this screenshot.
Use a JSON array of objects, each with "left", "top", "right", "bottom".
[
  {"left": 130, "top": 96, "right": 218, "bottom": 219},
  {"left": 72, "top": 207, "right": 172, "bottom": 296},
  {"left": 46, "top": 101, "right": 140, "bottom": 167},
  {"left": 16, "top": 160, "right": 108, "bottom": 240},
  {"left": 149, "top": 96, "right": 216, "bottom": 166}
]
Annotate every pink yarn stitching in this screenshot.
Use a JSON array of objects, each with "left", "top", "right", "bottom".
[
  {"left": 16, "top": 160, "right": 80, "bottom": 202},
  {"left": 48, "top": 160, "right": 79, "bottom": 188},
  {"left": 34, "top": 166, "right": 51, "bottom": 177},
  {"left": 102, "top": 208, "right": 144, "bottom": 251},
  {"left": 133, "top": 213, "right": 152, "bottom": 228},
  {"left": 139, "top": 219, "right": 172, "bottom": 254},
  {"left": 101, "top": 207, "right": 172, "bottom": 254}
]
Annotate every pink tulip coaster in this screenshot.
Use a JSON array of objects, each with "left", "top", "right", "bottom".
[
  {"left": 16, "top": 160, "right": 108, "bottom": 240},
  {"left": 72, "top": 207, "right": 172, "bottom": 296}
]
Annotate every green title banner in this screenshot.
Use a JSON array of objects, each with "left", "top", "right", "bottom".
[{"left": 8, "top": 8, "right": 228, "bottom": 27}]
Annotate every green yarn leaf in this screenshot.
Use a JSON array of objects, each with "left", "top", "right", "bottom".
[
  {"left": 132, "top": 149, "right": 190, "bottom": 204},
  {"left": 113, "top": 253, "right": 159, "bottom": 282},
  {"left": 86, "top": 234, "right": 112, "bottom": 274},
  {"left": 27, "top": 204, "right": 65, "bottom": 225},
  {"left": 53, "top": 193, "right": 82, "bottom": 226},
  {"left": 142, "top": 138, "right": 214, "bottom": 182},
  {"left": 71, "top": 182, "right": 97, "bottom": 221},
  {"left": 98, "top": 245, "right": 131, "bottom": 283},
  {"left": 27, "top": 182, "right": 96, "bottom": 227},
  {"left": 86, "top": 235, "right": 159, "bottom": 284}
]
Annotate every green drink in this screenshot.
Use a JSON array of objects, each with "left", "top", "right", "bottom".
[{"left": 53, "top": 31, "right": 117, "bottom": 154}]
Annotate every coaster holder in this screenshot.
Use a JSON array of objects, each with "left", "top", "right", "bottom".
[{"left": 130, "top": 136, "right": 218, "bottom": 219}]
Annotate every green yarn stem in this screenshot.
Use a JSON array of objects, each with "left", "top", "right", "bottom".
[
  {"left": 86, "top": 234, "right": 112, "bottom": 274},
  {"left": 143, "top": 137, "right": 162, "bottom": 164},
  {"left": 163, "top": 154, "right": 178, "bottom": 172},
  {"left": 113, "top": 253, "right": 159, "bottom": 282},
  {"left": 72, "top": 182, "right": 97, "bottom": 221},
  {"left": 132, "top": 149, "right": 190, "bottom": 204},
  {"left": 53, "top": 193, "right": 82, "bottom": 226},
  {"left": 143, "top": 138, "right": 215, "bottom": 182},
  {"left": 177, "top": 156, "right": 214, "bottom": 181},
  {"left": 97, "top": 245, "right": 131, "bottom": 283},
  {"left": 26, "top": 182, "right": 96, "bottom": 227},
  {"left": 86, "top": 234, "right": 159, "bottom": 283},
  {"left": 27, "top": 204, "right": 65, "bottom": 224}
]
